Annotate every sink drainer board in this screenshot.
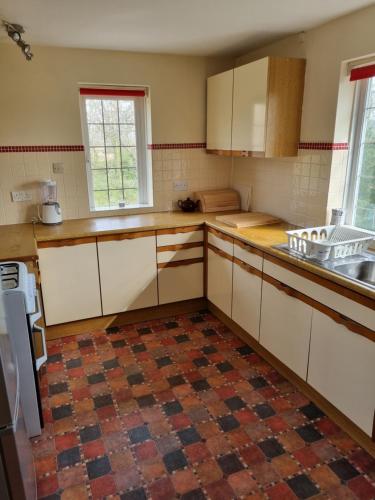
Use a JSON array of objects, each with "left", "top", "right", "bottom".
[{"left": 286, "top": 225, "right": 374, "bottom": 261}]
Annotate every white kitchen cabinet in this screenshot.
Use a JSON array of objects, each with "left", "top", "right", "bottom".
[
  {"left": 259, "top": 279, "right": 312, "bottom": 379},
  {"left": 232, "top": 260, "right": 262, "bottom": 341},
  {"left": 206, "top": 69, "right": 234, "bottom": 151},
  {"left": 308, "top": 310, "right": 375, "bottom": 436},
  {"left": 158, "top": 262, "right": 203, "bottom": 304},
  {"left": 232, "top": 58, "right": 268, "bottom": 152},
  {"left": 38, "top": 238, "right": 102, "bottom": 326},
  {"left": 98, "top": 232, "right": 158, "bottom": 315},
  {"left": 207, "top": 247, "right": 233, "bottom": 317}
]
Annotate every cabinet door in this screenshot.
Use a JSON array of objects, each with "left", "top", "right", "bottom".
[
  {"left": 38, "top": 240, "right": 102, "bottom": 325},
  {"left": 158, "top": 262, "right": 203, "bottom": 304},
  {"left": 207, "top": 69, "right": 233, "bottom": 151},
  {"left": 207, "top": 248, "right": 232, "bottom": 317},
  {"left": 232, "top": 261, "right": 262, "bottom": 340},
  {"left": 259, "top": 280, "right": 312, "bottom": 379},
  {"left": 98, "top": 235, "right": 157, "bottom": 315},
  {"left": 232, "top": 58, "right": 268, "bottom": 152},
  {"left": 308, "top": 310, "right": 375, "bottom": 436}
]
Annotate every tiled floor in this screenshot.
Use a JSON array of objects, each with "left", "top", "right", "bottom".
[{"left": 33, "top": 311, "right": 375, "bottom": 499}]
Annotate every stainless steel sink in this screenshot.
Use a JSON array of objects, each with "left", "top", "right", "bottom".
[
  {"left": 275, "top": 244, "right": 375, "bottom": 290},
  {"left": 331, "top": 260, "right": 375, "bottom": 287}
]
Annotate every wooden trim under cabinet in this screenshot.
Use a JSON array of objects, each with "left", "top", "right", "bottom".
[
  {"left": 264, "top": 253, "right": 374, "bottom": 309},
  {"left": 233, "top": 256, "right": 262, "bottom": 279},
  {"left": 97, "top": 230, "right": 155, "bottom": 242},
  {"left": 207, "top": 243, "right": 233, "bottom": 262},
  {"left": 263, "top": 273, "right": 374, "bottom": 342},
  {"left": 207, "top": 226, "right": 234, "bottom": 244},
  {"left": 157, "top": 225, "right": 203, "bottom": 236},
  {"left": 37, "top": 236, "right": 97, "bottom": 248},
  {"left": 157, "top": 242, "right": 203, "bottom": 253},
  {"left": 234, "top": 238, "right": 263, "bottom": 257},
  {"left": 206, "top": 149, "right": 232, "bottom": 157},
  {"left": 157, "top": 257, "right": 204, "bottom": 269}
]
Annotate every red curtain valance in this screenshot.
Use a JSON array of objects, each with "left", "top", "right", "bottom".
[
  {"left": 350, "top": 63, "right": 375, "bottom": 81},
  {"left": 79, "top": 88, "right": 145, "bottom": 97}
]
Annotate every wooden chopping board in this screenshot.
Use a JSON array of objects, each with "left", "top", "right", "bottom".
[{"left": 216, "top": 212, "right": 281, "bottom": 228}]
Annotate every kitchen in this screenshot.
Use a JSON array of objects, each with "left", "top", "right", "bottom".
[{"left": 0, "top": 1, "right": 374, "bottom": 499}]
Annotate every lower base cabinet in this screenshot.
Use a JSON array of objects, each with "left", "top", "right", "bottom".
[
  {"left": 158, "top": 262, "right": 203, "bottom": 304},
  {"left": 259, "top": 280, "right": 312, "bottom": 379},
  {"left": 232, "top": 261, "right": 262, "bottom": 340},
  {"left": 207, "top": 247, "right": 233, "bottom": 317},
  {"left": 307, "top": 310, "right": 375, "bottom": 436}
]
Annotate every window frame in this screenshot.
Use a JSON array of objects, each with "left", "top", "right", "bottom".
[
  {"left": 79, "top": 89, "right": 152, "bottom": 212},
  {"left": 345, "top": 77, "right": 374, "bottom": 230}
]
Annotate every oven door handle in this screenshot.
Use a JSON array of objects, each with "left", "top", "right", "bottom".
[{"left": 33, "top": 323, "right": 47, "bottom": 371}]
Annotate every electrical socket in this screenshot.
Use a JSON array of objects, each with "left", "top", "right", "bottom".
[
  {"left": 173, "top": 180, "right": 188, "bottom": 191},
  {"left": 52, "top": 162, "right": 64, "bottom": 174},
  {"left": 11, "top": 191, "right": 32, "bottom": 202}
]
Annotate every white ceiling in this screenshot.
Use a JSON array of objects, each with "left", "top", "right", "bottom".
[{"left": 0, "top": 0, "right": 373, "bottom": 56}]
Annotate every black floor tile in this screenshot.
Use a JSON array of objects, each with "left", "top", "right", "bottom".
[
  {"left": 163, "top": 400, "right": 183, "bottom": 416},
  {"left": 103, "top": 358, "right": 119, "bottom": 370},
  {"left": 329, "top": 458, "right": 360, "bottom": 481},
  {"left": 202, "top": 328, "right": 216, "bottom": 337},
  {"left": 86, "top": 455, "right": 111, "bottom": 480},
  {"left": 236, "top": 345, "right": 254, "bottom": 356},
  {"left": 127, "top": 373, "right": 145, "bottom": 385},
  {"left": 216, "top": 361, "right": 233, "bottom": 373},
  {"left": 106, "top": 326, "right": 119, "bottom": 334},
  {"left": 165, "top": 321, "right": 179, "bottom": 329},
  {"left": 191, "top": 379, "right": 211, "bottom": 392},
  {"left": 249, "top": 376, "right": 268, "bottom": 389},
  {"left": 177, "top": 427, "right": 201, "bottom": 446},
  {"left": 128, "top": 425, "right": 151, "bottom": 444},
  {"left": 57, "top": 446, "right": 80, "bottom": 469},
  {"left": 287, "top": 474, "right": 319, "bottom": 499},
  {"left": 174, "top": 334, "right": 189, "bottom": 343},
  {"left": 190, "top": 316, "right": 204, "bottom": 323},
  {"left": 137, "top": 394, "right": 157, "bottom": 408},
  {"left": 167, "top": 375, "right": 186, "bottom": 387},
  {"left": 156, "top": 356, "right": 172, "bottom": 368},
  {"left": 296, "top": 424, "right": 323, "bottom": 443},
  {"left": 49, "top": 382, "right": 68, "bottom": 395},
  {"left": 66, "top": 358, "right": 82, "bottom": 369},
  {"left": 87, "top": 372, "right": 105, "bottom": 385},
  {"left": 121, "top": 487, "right": 147, "bottom": 500},
  {"left": 299, "top": 402, "right": 325, "bottom": 420},
  {"left": 217, "top": 415, "right": 240, "bottom": 432},
  {"left": 224, "top": 396, "right": 246, "bottom": 411},
  {"left": 112, "top": 339, "right": 126, "bottom": 348},
  {"left": 93, "top": 394, "right": 113, "bottom": 409},
  {"left": 254, "top": 403, "right": 275, "bottom": 419},
  {"left": 47, "top": 353, "right": 62, "bottom": 364},
  {"left": 202, "top": 345, "right": 217, "bottom": 355},
  {"left": 181, "top": 488, "right": 206, "bottom": 500},
  {"left": 79, "top": 424, "right": 101, "bottom": 444},
  {"left": 217, "top": 453, "right": 244, "bottom": 475},
  {"left": 132, "top": 343, "right": 146, "bottom": 353},
  {"left": 137, "top": 327, "right": 152, "bottom": 335},
  {"left": 52, "top": 404, "right": 72, "bottom": 421},
  {"left": 163, "top": 449, "right": 187, "bottom": 473},
  {"left": 258, "top": 438, "right": 285, "bottom": 459},
  {"left": 193, "top": 357, "right": 209, "bottom": 367},
  {"left": 78, "top": 339, "right": 93, "bottom": 348}
]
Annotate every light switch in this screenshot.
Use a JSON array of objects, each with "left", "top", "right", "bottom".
[
  {"left": 173, "top": 180, "right": 188, "bottom": 191},
  {"left": 11, "top": 191, "right": 32, "bottom": 202},
  {"left": 53, "top": 162, "right": 64, "bottom": 174}
]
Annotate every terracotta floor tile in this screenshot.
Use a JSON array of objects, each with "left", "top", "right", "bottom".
[
  {"left": 171, "top": 468, "right": 199, "bottom": 494},
  {"left": 60, "top": 483, "right": 89, "bottom": 500},
  {"left": 196, "top": 458, "right": 223, "bottom": 485},
  {"left": 205, "top": 478, "right": 235, "bottom": 500},
  {"left": 227, "top": 469, "right": 257, "bottom": 496},
  {"left": 148, "top": 476, "right": 175, "bottom": 500},
  {"left": 90, "top": 474, "right": 117, "bottom": 499}
]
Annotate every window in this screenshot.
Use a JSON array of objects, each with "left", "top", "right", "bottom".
[
  {"left": 80, "top": 87, "right": 152, "bottom": 211},
  {"left": 346, "top": 76, "right": 375, "bottom": 231}
]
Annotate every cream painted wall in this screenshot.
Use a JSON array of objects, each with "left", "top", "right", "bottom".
[
  {"left": 232, "top": 4, "right": 375, "bottom": 227},
  {"left": 0, "top": 45, "right": 232, "bottom": 144}
]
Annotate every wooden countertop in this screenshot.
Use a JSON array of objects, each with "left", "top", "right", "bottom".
[
  {"left": 0, "top": 223, "right": 37, "bottom": 263},
  {"left": 1, "top": 211, "right": 373, "bottom": 301}
]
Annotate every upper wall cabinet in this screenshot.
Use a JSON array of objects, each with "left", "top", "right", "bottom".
[
  {"left": 207, "top": 56, "right": 306, "bottom": 158},
  {"left": 206, "top": 69, "right": 234, "bottom": 152}
]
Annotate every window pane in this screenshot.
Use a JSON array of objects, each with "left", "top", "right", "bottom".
[
  {"left": 124, "top": 189, "right": 138, "bottom": 205},
  {"left": 94, "top": 190, "right": 109, "bottom": 209},
  {"left": 88, "top": 124, "right": 104, "bottom": 146},
  {"left": 368, "top": 78, "right": 375, "bottom": 108},
  {"left": 103, "top": 100, "right": 118, "bottom": 123},
  {"left": 86, "top": 99, "right": 103, "bottom": 123},
  {"left": 120, "top": 125, "right": 136, "bottom": 146},
  {"left": 92, "top": 170, "right": 108, "bottom": 190},
  {"left": 121, "top": 147, "right": 137, "bottom": 168},
  {"left": 90, "top": 148, "right": 106, "bottom": 169},
  {"left": 363, "top": 108, "right": 375, "bottom": 142},
  {"left": 123, "top": 168, "right": 138, "bottom": 189},
  {"left": 108, "top": 169, "right": 123, "bottom": 190},
  {"left": 119, "top": 100, "right": 135, "bottom": 123},
  {"left": 109, "top": 189, "right": 125, "bottom": 206},
  {"left": 104, "top": 124, "right": 120, "bottom": 147},
  {"left": 106, "top": 147, "right": 121, "bottom": 168}
]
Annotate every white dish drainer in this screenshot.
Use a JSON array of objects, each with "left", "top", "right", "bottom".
[{"left": 286, "top": 225, "right": 374, "bottom": 261}]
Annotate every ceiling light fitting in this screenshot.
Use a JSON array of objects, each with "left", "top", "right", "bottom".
[{"left": 2, "top": 20, "right": 33, "bottom": 60}]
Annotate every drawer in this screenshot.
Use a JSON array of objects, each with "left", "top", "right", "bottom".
[
  {"left": 158, "top": 262, "right": 204, "bottom": 304},
  {"left": 157, "top": 245, "right": 203, "bottom": 264},
  {"left": 207, "top": 229, "right": 233, "bottom": 255},
  {"left": 233, "top": 239, "right": 263, "bottom": 271},
  {"left": 157, "top": 227, "right": 203, "bottom": 246},
  {"left": 263, "top": 258, "right": 375, "bottom": 330}
]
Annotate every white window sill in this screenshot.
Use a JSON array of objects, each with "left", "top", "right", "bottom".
[{"left": 90, "top": 203, "right": 154, "bottom": 214}]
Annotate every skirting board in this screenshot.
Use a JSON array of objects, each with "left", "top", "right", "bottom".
[
  {"left": 207, "top": 301, "right": 375, "bottom": 458},
  {"left": 46, "top": 298, "right": 207, "bottom": 340}
]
